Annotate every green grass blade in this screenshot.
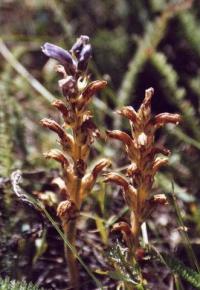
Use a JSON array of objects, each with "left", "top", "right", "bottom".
[
  {"left": 150, "top": 245, "right": 200, "bottom": 289},
  {"left": 170, "top": 182, "right": 200, "bottom": 273}
]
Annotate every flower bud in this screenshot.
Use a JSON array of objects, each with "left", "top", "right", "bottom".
[
  {"left": 41, "top": 118, "right": 64, "bottom": 136},
  {"left": 77, "top": 80, "right": 107, "bottom": 111},
  {"left": 70, "top": 35, "right": 90, "bottom": 59},
  {"left": 77, "top": 44, "right": 92, "bottom": 71}
]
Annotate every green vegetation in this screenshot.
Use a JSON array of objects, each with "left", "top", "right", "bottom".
[{"left": 0, "top": 277, "right": 44, "bottom": 290}]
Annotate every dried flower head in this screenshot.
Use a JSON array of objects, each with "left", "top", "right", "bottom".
[{"left": 105, "top": 88, "right": 181, "bottom": 246}]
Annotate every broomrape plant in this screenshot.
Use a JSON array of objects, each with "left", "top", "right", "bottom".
[
  {"left": 105, "top": 88, "right": 181, "bottom": 249},
  {"left": 41, "top": 36, "right": 110, "bottom": 289},
  {"left": 40, "top": 36, "right": 182, "bottom": 289}
]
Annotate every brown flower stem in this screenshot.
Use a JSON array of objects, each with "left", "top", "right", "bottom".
[
  {"left": 63, "top": 220, "right": 79, "bottom": 289},
  {"left": 130, "top": 209, "right": 141, "bottom": 248},
  {"left": 63, "top": 172, "right": 81, "bottom": 289},
  {"left": 62, "top": 124, "right": 83, "bottom": 289},
  {"left": 63, "top": 176, "right": 81, "bottom": 290}
]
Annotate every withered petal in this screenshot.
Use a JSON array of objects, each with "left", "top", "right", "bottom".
[
  {"left": 81, "top": 118, "right": 100, "bottom": 143},
  {"left": 104, "top": 172, "right": 129, "bottom": 190},
  {"left": 143, "top": 87, "right": 154, "bottom": 107},
  {"left": 57, "top": 200, "right": 78, "bottom": 221},
  {"left": 52, "top": 100, "right": 75, "bottom": 124},
  {"left": 52, "top": 99, "right": 69, "bottom": 115},
  {"left": 126, "top": 163, "right": 138, "bottom": 176},
  {"left": 41, "top": 118, "right": 74, "bottom": 147},
  {"left": 92, "top": 158, "right": 111, "bottom": 179},
  {"left": 81, "top": 80, "right": 107, "bottom": 103},
  {"left": 44, "top": 149, "right": 69, "bottom": 165},
  {"left": 116, "top": 106, "right": 138, "bottom": 123},
  {"left": 138, "top": 88, "right": 154, "bottom": 115},
  {"left": 147, "top": 146, "right": 171, "bottom": 158},
  {"left": 41, "top": 118, "right": 64, "bottom": 136},
  {"left": 81, "top": 159, "right": 111, "bottom": 198},
  {"left": 153, "top": 113, "right": 182, "bottom": 128},
  {"left": 152, "top": 157, "right": 168, "bottom": 174},
  {"left": 106, "top": 130, "right": 133, "bottom": 147},
  {"left": 58, "top": 76, "right": 77, "bottom": 99}
]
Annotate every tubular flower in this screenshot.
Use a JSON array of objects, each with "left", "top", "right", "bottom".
[{"left": 105, "top": 88, "right": 181, "bottom": 246}]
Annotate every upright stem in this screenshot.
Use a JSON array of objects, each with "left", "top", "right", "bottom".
[
  {"left": 62, "top": 123, "right": 83, "bottom": 289},
  {"left": 64, "top": 180, "right": 82, "bottom": 289},
  {"left": 130, "top": 210, "right": 140, "bottom": 248},
  {"left": 41, "top": 36, "right": 106, "bottom": 290},
  {"left": 63, "top": 220, "right": 80, "bottom": 289}
]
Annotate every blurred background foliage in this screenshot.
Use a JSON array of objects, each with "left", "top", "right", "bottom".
[{"left": 1, "top": 0, "right": 200, "bottom": 289}]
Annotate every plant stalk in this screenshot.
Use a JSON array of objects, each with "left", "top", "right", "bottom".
[
  {"left": 63, "top": 219, "right": 79, "bottom": 289},
  {"left": 130, "top": 211, "right": 140, "bottom": 248},
  {"left": 62, "top": 128, "right": 83, "bottom": 289}
]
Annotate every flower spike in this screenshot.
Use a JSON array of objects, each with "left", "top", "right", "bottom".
[
  {"left": 106, "top": 88, "right": 181, "bottom": 246},
  {"left": 41, "top": 36, "right": 106, "bottom": 288}
]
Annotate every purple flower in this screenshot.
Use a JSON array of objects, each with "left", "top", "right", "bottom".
[
  {"left": 41, "top": 43, "right": 76, "bottom": 74},
  {"left": 42, "top": 35, "right": 92, "bottom": 75},
  {"left": 70, "top": 35, "right": 90, "bottom": 59},
  {"left": 77, "top": 43, "right": 92, "bottom": 71}
]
